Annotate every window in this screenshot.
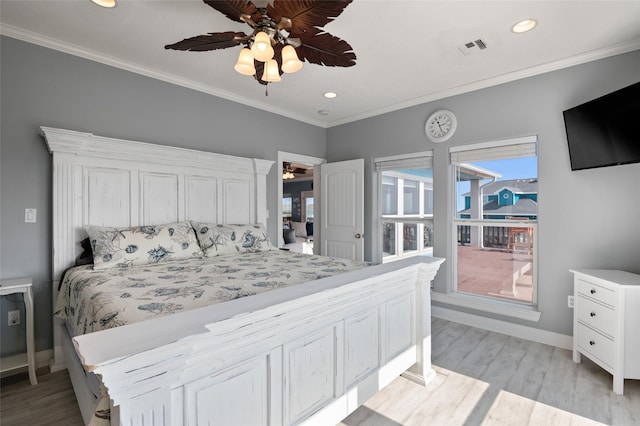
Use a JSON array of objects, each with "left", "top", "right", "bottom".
[
  {"left": 451, "top": 136, "right": 538, "bottom": 305},
  {"left": 282, "top": 195, "right": 292, "bottom": 220},
  {"left": 301, "top": 191, "right": 314, "bottom": 222},
  {"left": 375, "top": 153, "right": 434, "bottom": 263}
]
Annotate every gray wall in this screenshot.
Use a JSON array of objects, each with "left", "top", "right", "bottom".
[
  {"left": 0, "top": 36, "right": 326, "bottom": 356},
  {"left": 2, "top": 34, "right": 639, "bottom": 357},
  {"left": 326, "top": 49, "right": 640, "bottom": 336}
]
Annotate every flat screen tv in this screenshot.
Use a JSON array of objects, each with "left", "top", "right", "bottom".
[{"left": 563, "top": 82, "right": 640, "bottom": 171}]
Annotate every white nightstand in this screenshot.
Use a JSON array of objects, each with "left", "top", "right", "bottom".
[
  {"left": 571, "top": 269, "right": 640, "bottom": 395},
  {"left": 0, "top": 277, "right": 37, "bottom": 385}
]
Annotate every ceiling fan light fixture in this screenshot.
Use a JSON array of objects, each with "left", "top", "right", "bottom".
[
  {"left": 281, "top": 45, "right": 302, "bottom": 73},
  {"left": 263, "top": 59, "right": 282, "bottom": 82},
  {"left": 165, "top": 1, "right": 357, "bottom": 92},
  {"left": 90, "top": 0, "right": 116, "bottom": 8},
  {"left": 251, "top": 31, "right": 274, "bottom": 62},
  {"left": 234, "top": 48, "right": 256, "bottom": 76}
]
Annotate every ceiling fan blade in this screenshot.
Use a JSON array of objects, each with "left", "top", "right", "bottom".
[
  {"left": 203, "top": 0, "right": 262, "bottom": 23},
  {"left": 296, "top": 32, "right": 356, "bottom": 67},
  {"left": 267, "top": 0, "right": 353, "bottom": 35},
  {"left": 165, "top": 32, "right": 245, "bottom": 51}
]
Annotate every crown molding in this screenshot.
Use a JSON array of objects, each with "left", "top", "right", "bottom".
[
  {"left": 326, "top": 38, "right": 640, "bottom": 127},
  {"left": 3, "top": 24, "right": 639, "bottom": 129},
  {"left": 0, "top": 24, "right": 327, "bottom": 128}
]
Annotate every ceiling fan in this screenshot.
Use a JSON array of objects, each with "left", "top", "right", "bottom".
[
  {"left": 165, "top": 0, "right": 357, "bottom": 89},
  {"left": 283, "top": 162, "right": 310, "bottom": 179}
]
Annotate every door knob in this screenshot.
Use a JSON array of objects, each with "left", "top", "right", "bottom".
[{"left": 355, "top": 233, "right": 362, "bottom": 239}]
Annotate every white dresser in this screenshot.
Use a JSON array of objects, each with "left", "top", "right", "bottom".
[{"left": 571, "top": 269, "right": 640, "bottom": 395}]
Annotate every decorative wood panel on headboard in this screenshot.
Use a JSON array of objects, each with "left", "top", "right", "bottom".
[{"left": 42, "top": 127, "right": 273, "bottom": 370}]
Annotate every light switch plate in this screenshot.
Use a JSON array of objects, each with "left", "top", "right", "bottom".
[{"left": 25, "top": 208, "right": 37, "bottom": 223}]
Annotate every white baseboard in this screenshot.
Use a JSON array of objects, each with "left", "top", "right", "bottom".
[
  {"left": 432, "top": 305, "right": 573, "bottom": 350},
  {"left": 36, "top": 349, "right": 54, "bottom": 369}
]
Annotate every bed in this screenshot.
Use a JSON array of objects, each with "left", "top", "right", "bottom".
[{"left": 43, "top": 126, "right": 444, "bottom": 426}]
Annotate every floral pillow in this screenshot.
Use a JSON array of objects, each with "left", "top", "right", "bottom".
[
  {"left": 190, "top": 221, "right": 273, "bottom": 257},
  {"left": 85, "top": 221, "right": 203, "bottom": 270}
]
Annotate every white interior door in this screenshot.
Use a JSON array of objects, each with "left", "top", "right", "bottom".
[{"left": 320, "top": 159, "right": 364, "bottom": 261}]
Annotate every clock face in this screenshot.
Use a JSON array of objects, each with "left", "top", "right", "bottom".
[{"left": 425, "top": 110, "right": 457, "bottom": 143}]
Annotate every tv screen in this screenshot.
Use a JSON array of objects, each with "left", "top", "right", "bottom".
[{"left": 563, "top": 82, "right": 640, "bottom": 171}]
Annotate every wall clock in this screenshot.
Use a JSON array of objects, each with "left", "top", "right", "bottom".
[{"left": 425, "top": 109, "right": 457, "bottom": 143}]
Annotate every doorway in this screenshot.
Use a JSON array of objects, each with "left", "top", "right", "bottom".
[{"left": 277, "top": 151, "right": 325, "bottom": 252}]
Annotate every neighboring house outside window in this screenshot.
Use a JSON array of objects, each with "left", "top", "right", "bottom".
[{"left": 451, "top": 136, "right": 538, "bottom": 307}]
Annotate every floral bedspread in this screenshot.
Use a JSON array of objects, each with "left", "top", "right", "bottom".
[{"left": 55, "top": 250, "right": 370, "bottom": 337}]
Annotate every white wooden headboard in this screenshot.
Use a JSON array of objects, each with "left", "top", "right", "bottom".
[{"left": 42, "top": 126, "right": 273, "bottom": 370}]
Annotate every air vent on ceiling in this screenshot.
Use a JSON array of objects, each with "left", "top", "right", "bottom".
[{"left": 458, "top": 38, "right": 489, "bottom": 56}]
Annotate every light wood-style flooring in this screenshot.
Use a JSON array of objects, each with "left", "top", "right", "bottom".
[
  {"left": 341, "top": 318, "right": 640, "bottom": 425},
  {"left": 2, "top": 318, "right": 639, "bottom": 425}
]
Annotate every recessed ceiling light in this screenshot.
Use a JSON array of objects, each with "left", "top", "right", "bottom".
[
  {"left": 512, "top": 19, "right": 537, "bottom": 33},
  {"left": 90, "top": 0, "right": 117, "bottom": 7},
  {"left": 318, "top": 109, "right": 330, "bottom": 115},
  {"left": 323, "top": 92, "right": 338, "bottom": 99}
]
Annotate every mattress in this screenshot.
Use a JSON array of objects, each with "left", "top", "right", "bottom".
[{"left": 56, "top": 249, "right": 369, "bottom": 337}]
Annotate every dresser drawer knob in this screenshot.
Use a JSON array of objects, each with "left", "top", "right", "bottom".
[
  {"left": 590, "top": 312, "right": 596, "bottom": 317},
  {"left": 589, "top": 340, "right": 595, "bottom": 346},
  {"left": 590, "top": 289, "right": 596, "bottom": 294}
]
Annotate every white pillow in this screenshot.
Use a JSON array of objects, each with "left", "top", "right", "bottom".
[
  {"left": 190, "top": 222, "right": 273, "bottom": 257},
  {"left": 290, "top": 221, "right": 307, "bottom": 238},
  {"left": 85, "top": 221, "right": 203, "bottom": 270}
]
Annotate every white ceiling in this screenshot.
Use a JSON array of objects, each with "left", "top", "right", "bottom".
[{"left": 2, "top": 1, "right": 640, "bottom": 128}]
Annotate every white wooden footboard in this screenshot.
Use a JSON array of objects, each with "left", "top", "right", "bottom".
[{"left": 73, "top": 257, "right": 443, "bottom": 426}]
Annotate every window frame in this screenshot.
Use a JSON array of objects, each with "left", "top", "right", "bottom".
[
  {"left": 282, "top": 194, "right": 293, "bottom": 220},
  {"left": 445, "top": 135, "right": 541, "bottom": 321},
  {"left": 374, "top": 151, "right": 434, "bottom": 264},
  {"left": 301, "top": 190, "right": 314, "bottom": 222}
]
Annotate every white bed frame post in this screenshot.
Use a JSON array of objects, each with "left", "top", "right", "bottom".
[
  {"left": 402, "top": 263, "right": 439, "bottom": 386},
  {"left": 45, "top": 128, "right": 95, "bottom": 372},
  {"left": 253, "top": 158, "right": 273, "bottom": 227}
]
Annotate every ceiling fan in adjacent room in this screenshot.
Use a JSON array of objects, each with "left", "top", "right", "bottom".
[
  {"left": 165, "top": 0, "right": 357, "bottom": 91},
  {"left": 283, "top": 162, "right": 310, "bottom": 180}
]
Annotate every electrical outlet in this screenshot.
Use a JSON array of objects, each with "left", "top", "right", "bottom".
[
  {"left": 568, "top": 295, "right": 575, "bottom": 309},
  {"left": 24, "top": 208, "right": 37, "bottom": 223},
  {"left": 8, "top": 310, "right": 20, "bottom": 326}
]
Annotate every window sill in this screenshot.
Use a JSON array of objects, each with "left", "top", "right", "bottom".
[{"left": 431, "top": 291, "right": 541, "bottom": 322}]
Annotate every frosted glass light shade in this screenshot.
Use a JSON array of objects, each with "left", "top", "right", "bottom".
[
  {"left": 251, "top": 32, "right": 274, "bottom": 62},
  {"left": 91, "top": 0, "right": 116, "bottom": 7},
  {"left": 262, "top": 59, "right": 281, "bottom": 82},
  {"left": 234, "top": 48, "right": 256, "bottom": 76},
  {"left": 281, "top": 45, "right": 303, "bottom": 73}
]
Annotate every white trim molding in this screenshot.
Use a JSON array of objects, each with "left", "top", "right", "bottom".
[
  {"left": 431, "top": 291, "right": 542, "bottom": 322},
  {"left": 432, "top": 305, "right": 572, "bottom": 350},
  {"left": 3, "top": 24, "right": 640, "bottom": 129}
]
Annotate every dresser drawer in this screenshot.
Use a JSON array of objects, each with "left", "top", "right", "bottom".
[
  {"left": 576, "top": 323, "right": 616, "bottom": 369},
  {"left": 577, "top": 278, "right": 617, "bottom": 307},
  {"left": 576, "top": 295, "right": 617, "bottom": 338}
]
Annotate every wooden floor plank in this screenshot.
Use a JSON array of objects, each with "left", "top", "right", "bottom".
[
  {"left": 536, "top": 346, "right": 580, "bottom": 412},
  {"left": 3, "top": 319, "right": 640, "bottom": 426}
]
